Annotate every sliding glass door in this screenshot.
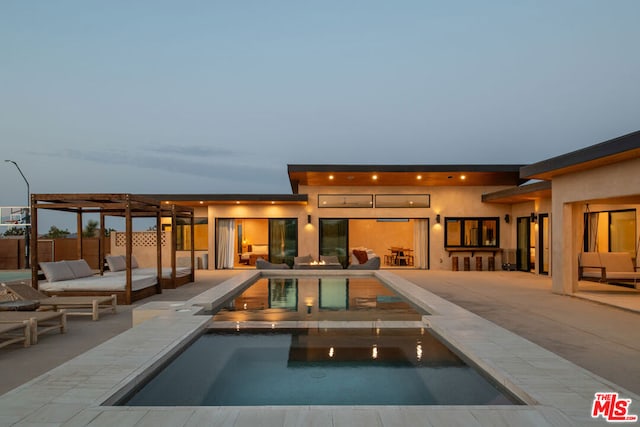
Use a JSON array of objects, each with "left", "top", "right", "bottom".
[
  {"left": 319, "top": 219, "right": 349, "bottom": 268},
  {"left": 516, "top": 217, "right": 531, "bottom": 272},
  {"left": 539, "top": 213, "right": 549, "bottom": 275},
  {"left": 268, "top": 219, "right": 297, "bottom": 267}
]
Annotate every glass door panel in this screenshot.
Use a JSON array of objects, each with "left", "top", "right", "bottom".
[
  {"left": 269, "top": 219, "right": 297, "bottom": 267},
  {"left": 319, "top": 219, "right": 349, "bottom": 268},
  {"left": 516, "top": 217, "right": 530, "bottom": 272},
  {"left": 539, "top": 214, "right": 549, "bottom": 275},
  {"left": 610, "top": 210, "right": 636, "bottom": 254}
]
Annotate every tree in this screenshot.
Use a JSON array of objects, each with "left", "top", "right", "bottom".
[
  {"left": 83, "top": 220, "right": 99, "bottom": 238},
  {"left": 3, "top": 227, "right": 25, "bottom": 237},
  {"left": 43, "top": 226, "right": 70, "bottom": 239}
]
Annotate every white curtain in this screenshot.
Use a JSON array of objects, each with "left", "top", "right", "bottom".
[
  {"left": 587, "top": 212, "right": 599, "bottom": 252},
  {"left": 413, "top": 219, "right": 429, "bottom": 269},
  {"left": 216, "top": 219, "right": 235, "bottom": 269}
]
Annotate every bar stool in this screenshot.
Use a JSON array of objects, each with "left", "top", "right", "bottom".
[
  {"left": 463, "top": 257, "right": 470, "bottom": 271},
  {"left": 475, "top": 256, "right": 483, "bottom": 271},
  {"left": 452, "top": 256, "right": 459, "bottom": 271},
  {"left": 488, "top": 256, "right": 495, "bottom": 271}
]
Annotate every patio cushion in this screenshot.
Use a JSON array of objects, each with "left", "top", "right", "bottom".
[
  {"left": 106, "top": 255, "right": 126, "bottom": 272},
  {"left": 66, "top": 259, "right": 94, "bottom": 278},
  {"left": 40, "top": 261, "right": 75, "bottom": 283}
]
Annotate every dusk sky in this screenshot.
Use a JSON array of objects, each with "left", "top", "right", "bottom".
[{"left": 1, "top": 1, "right": 639, "bottom": 231}]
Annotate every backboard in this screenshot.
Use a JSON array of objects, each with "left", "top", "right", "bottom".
[{"left": 0, "top": 206, "right": 30, "bottom": 227}]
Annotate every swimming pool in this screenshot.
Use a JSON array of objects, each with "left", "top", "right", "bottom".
[
  {"left": 123, "top": 328, "right": 518, "bottom": 406},
  {"left": 119, "top": 274, "right": 520, "bottom": 406}
]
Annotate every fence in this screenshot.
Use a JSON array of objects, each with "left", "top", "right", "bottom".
[{"left": 0, "top": 238, "right": 111, "bottom": 270}]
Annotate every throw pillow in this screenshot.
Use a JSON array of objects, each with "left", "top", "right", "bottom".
[{"left": 353, "top": 249, "right": 368, "bottom": 264}]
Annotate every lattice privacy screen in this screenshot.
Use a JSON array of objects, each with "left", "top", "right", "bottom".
[{"left": 115, "top": 231, "right": 167, "bottom": 247}]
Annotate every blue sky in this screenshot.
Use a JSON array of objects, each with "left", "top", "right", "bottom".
[{"left": 1, "top": 1, "right": 639, "bottom": 231}]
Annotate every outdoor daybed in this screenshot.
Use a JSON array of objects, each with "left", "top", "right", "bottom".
[
  {"left": 105, "top": 255, "right": 193, "bottom": 289},
  {"left": 578, "top": 252, "right": 640, "bottom": 288},
  {"left": 38, "top": 260, "right": 159, "bottom": 305}
]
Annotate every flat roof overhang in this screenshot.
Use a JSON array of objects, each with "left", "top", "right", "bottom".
[
  {"left": 288, "top": 164, "right": 526, "bottom": 193},
  {"left": 482, "top": 181, "right": 552, "bottom": 204},
  {"left": 143, "top": 194, "right": 308, "bottom": 206},
  {"left": 520, "top": 130, "right": 640, "bottom": 180}
]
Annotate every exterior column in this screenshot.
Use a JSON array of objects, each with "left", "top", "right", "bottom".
[
  {"left": 552, "top": 201, "right": 579, "bottom": 294},
  {"left": 30, "top": 195, "right": 38, "bottom": 288}
]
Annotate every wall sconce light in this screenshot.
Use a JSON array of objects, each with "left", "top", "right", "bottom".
[
  {"left": 307, "top": 214, "right": 312, "bottom": 224},
  {"left": 530, "top": 212, "right": 538, "bottom": 223},
  {"left": 435, "top": 214, "right": 441, "bottom": 224},
  {"left": 504, "top": 214, "right": 510, "bottom": 224}
]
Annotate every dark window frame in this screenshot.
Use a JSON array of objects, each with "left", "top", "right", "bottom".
[{"left": 444, "top": 217, "right": 500, "bottom": 248}]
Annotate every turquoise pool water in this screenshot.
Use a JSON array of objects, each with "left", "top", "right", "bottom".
[
  {"left": 0, "top": 270, "right": 30, "bottom": 283},
  {"left": 123, "top": 328, "right": 518, "bottom": 406}
]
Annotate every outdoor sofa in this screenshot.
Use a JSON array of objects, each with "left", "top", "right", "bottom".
[{"left": 578, "top": 252, "right": 640, "bottom": 287}]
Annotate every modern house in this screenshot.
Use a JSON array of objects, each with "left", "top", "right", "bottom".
[
  {"left": 145, "top": 130, "right": 639, "bottom": 295},
  {"left": 25, "top": 130, "right": 639, "bottom": 299}
]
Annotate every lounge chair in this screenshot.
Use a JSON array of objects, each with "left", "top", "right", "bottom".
[
  {"left": 0, "top": 311, "right": 66, "bottom": 344},
  {"left": 2, "top": 283, "right": 117, "bottom": 321},
  {"left": 0, "top": 321, "right": 31, "bottom": 348}
]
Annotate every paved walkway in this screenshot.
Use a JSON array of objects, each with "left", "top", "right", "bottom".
[{"left": 395, "top": 270, "right": 640, "bottom": 395}]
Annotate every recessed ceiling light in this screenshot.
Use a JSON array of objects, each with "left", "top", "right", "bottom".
[
  {"left": 199, "top": 201, "right": 204, "bottom": 204},
  {"left": 417, "top": 175, "right": 422, "bottom": 180},
  {"left": 271, "top": 201, "right": 275, "bottom": 204},
  {"left": 329, "top": 175, "right": 334, "bottom": 180},
  {"left": 460, "top": 175, "right": 466, "bottom": 180},
  {"left": 236, "top": 201, "right": 240, "bottom": 204},
  {"left": 372, "top": 175, "right": 378, "bottom": 180}
]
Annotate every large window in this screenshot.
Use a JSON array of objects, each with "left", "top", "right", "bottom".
[
  {"left": 176, "top": 217, "right": 208, "bottom": 251},
  {"left": 584, "top": 209, "right": 636, "bottom": 255},
  {"left": 445, "top": 217, "right": 499, "bottom": 248}
]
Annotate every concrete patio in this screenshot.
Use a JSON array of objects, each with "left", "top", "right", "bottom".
[{"left": 1, "top": 269, "right": 639, "bottom": 426}]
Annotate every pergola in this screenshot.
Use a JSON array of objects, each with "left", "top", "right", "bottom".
[{"left": 30, "top": 194, "right": 194, "bottom": 304}]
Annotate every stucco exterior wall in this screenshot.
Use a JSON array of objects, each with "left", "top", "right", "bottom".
[{"left": 551, "top": 157, "right": 640, "bottom": 294}]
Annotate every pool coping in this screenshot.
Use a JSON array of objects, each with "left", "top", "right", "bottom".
[{"left": 0, "top": 270, "right": 636, "bottom": 426}]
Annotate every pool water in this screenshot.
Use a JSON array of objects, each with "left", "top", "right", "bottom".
[
  {"left": 210, "top": 276, "right": 424, "bottom": 322},
  {"left": 123, "top": 328, "right": 518, "bottom": 406}
]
